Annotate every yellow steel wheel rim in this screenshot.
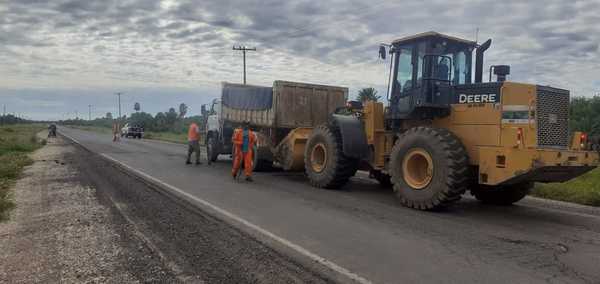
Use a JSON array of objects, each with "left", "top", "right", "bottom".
[
  {"left": 310, "top": 143, "right": 327, "bottom": 173},
  {"left": 402, "top": 148, "right": 434, "bottom": 190}
]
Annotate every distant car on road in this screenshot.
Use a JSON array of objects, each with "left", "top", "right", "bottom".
[{"left": 121, "top": 123, "right": 143, "bottom": 139}]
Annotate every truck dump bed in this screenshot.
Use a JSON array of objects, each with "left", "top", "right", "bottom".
[{"left": 221, "top": 81, "right": 347, "bottom": 128}]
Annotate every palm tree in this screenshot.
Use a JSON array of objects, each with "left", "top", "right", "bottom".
[
  {"left": 356, "top": 87, "right": 381, "bottom": 103},
  {"left": 178, "top": 103, "right": 188, "bottom": 119}
]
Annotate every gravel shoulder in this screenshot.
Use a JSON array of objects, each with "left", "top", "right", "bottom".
[
  {"left": 0, "top": 135, "right": 330, "bottom": 283},
  {"left": 0, "top": 135, "right": 176, "bottom": 283}
]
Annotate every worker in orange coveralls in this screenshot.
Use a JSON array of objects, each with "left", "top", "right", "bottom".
[{"left": 232, "top": 121, "right": 257, "bottom": 182}]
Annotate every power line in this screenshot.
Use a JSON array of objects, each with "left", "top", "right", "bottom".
[{"left": 233, "top": 46, "right": 256, "bottom": 85}]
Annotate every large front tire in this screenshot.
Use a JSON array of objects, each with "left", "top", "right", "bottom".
[
  {"left": 472, "top": 182, "right": 532, "bottom": 205},
  {"left": 390, "top": 127, "right": 469, "bottom": 210},
  {"left": 304, "top": 125, "right": 359, "bottom": 189}
]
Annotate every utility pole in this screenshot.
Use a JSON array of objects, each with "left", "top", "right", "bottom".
[
  {"left": 115, "top": 92, "right": 123, "bottom": 120},
  {"left": 75, "top": 110, "right": 78, "bottom": 120},
  {"left": 232, "top": 45, "right": 256, "bottom": 84},
  {"left": 88, "top": 104, "right": 92, "bottom": 120}
]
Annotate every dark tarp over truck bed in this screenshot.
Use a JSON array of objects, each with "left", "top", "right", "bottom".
[
  {"left": 222, "top": 84, "right": 273, "bottom": 110},
  {"left": 221, "top": 81, "right": 348, "bottom": 129}
]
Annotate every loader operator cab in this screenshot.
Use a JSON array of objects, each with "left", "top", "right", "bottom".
[{"left": 380, "top": 32, "right": 483, "bottom": 122}]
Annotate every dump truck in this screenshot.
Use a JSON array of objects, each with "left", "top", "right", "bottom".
[
  {"left": 203, "top": 80, "right": 347, "bottom": 170},
  {"left": 303, "top": 31, "right": 599, "bottom": 210}
]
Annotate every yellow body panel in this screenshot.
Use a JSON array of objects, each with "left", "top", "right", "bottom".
[
  {"left": 363, "top": 102, "right": 394, "bottom": 169},
  {"left": 434, "top": 103, "right": 501, "bottom": 163}
]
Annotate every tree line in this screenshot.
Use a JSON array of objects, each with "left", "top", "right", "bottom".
[
  {"left": 570, "top": 96, "right": 600, "bottom": 137},
  {"left": 62, "top": 102, "right": 205, "bottom": 133}
]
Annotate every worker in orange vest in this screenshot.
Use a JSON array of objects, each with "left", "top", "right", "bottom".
[
  {"left": 186, "top": 122, "right": 202, "bottom": 165},
  {"left": 232, "top": 121, "right": 257, "bottom": 181}
]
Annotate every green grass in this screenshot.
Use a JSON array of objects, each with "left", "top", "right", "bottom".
[
  {"left": 531, "top": 168, "right": 600, "bottom": 206},
  {"left": 67, "top": 125, "right": 192, "bottom": 144},
  {"left": 0, "top": 124, "right": 45, "bottom": 221}
]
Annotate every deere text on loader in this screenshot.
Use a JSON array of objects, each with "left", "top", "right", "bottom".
[{"left": 304, "top": 31, "right": 599, "bottom": 210}]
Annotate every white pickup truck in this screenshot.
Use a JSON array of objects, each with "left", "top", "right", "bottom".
[{"left": 121, "top": 123, "right": 143, "bottom": 139}]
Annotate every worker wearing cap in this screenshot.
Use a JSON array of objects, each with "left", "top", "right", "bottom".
[
  {"left": 232, "top": 121, "right": 257, "bottom": 181},
  {"left": 186, "top": 122, "right": 202, "bottom": 165}
]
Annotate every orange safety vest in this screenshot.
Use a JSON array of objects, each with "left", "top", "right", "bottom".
[
  {"left": 232, "top": 128, "right": 256, "bottom": 152},
  {"left": 188, "top": 123, "right": 200, "bottom": 141}
]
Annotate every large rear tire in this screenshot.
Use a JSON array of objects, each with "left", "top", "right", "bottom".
[
  {"left": 472, "top": 182, "right": 532, "bottom": 205},
  {"left": 206, "top": 136, "right": 219, "bottom": 163},
  {"left": 304, "top": 125, "right": 359, "bottom": 189},
  {"left": 390, "top": 127, "right": 469, "bottom": 210}
]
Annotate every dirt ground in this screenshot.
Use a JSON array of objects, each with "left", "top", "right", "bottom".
[{"left": 0, "top": 136, "right": 178, "bottom": 283}]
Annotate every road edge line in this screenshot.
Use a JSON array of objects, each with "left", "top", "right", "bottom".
[
  {"left": 59, "top": 129, "right": 372, "bottom": 284},
  {"left": 100, "top": 153, "right": 372, "bottom": 284}
]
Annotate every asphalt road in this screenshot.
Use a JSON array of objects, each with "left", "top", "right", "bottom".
[{"left": 60, "top": 127, "right": 600, "bottom": 284}]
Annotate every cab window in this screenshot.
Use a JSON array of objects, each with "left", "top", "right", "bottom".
[{"left": 395, "top": 47, "right": 413, "bottom": 94}]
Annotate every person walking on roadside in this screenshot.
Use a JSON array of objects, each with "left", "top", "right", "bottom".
[
  {"left": 112, "top": 121, "right": 120, "bottom": 142},
  {"left": 186, "top": 122, "right": 202, "bottom": 165},
  {"left": 232, "top": 121, "right": 256, "bottom": 182}
]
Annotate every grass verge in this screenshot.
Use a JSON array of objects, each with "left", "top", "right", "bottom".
[
  {"left": 531, "top": 168, "right": 600, "bottom": 206},
  {"left": 66, "top": 125, "right": 191, "bottom": 144},
  {"left": 0, "top": 124, "right": 46, "bottom": 221}
]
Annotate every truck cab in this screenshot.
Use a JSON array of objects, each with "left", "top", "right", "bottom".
[
  {"left": 205, "top": 98, "right": 222, "bottom": 136},
  {"left": 204, "top": 98, "right": 234, "bottom": 162}
]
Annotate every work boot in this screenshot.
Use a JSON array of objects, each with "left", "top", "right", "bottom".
[
  {"left": 245, "top": 176, "right": 253, "bottom": 182},
  {"left": 195, "top": 161, "right": 202, "bottom": 165},
  {"left": 186, "top": 160, "right": 191, "bottom": 165}
]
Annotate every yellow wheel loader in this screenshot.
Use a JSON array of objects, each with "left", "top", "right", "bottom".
[{"left": 304, "top": 31, "right": 599, "bottom": 210}]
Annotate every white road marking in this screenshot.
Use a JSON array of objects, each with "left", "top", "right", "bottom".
[
  {"left": 60, "top": 129, "right": 372, "bottom": 284},
  {"left": 99, "top": 153, "right": 372, "bottom": 284}
]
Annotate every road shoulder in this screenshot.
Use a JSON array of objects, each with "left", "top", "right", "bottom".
[{"left": 0, "top": 136, "right": 176, "bottom": 282}]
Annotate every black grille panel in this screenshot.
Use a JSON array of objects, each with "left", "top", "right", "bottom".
[{"left": 537, "top": 86, "right": 570, "bottom": 148}]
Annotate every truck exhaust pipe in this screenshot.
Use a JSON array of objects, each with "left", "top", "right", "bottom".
[{"left": 475, "top": 39, "right": 492, "bottom": 83}]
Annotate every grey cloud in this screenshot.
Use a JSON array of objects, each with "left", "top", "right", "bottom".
[{"left": 1, "top": 0, "right": 600, "bottom": 120}]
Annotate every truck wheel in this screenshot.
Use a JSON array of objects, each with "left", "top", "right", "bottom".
[
  {"left": 206, "top": 136, "right": 219, "bottom": 162},
  {"left": 472, "top": 182, "right": 532, "bottom": 205},
  {"left": 389, "top": 127, "right": 469, "bottom": 210},
  {"left": 304, "top": 125, "right": 359, "bottom": 189},
  {"left": 253, "top": 146, "right": 273, "bottom": 172}
]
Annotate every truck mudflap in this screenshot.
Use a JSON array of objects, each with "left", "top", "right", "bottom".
[
  {"left": 478, "top": 146, "right": 599, "bottom": 186},
  {"left": 330, "top": 114, "right": 369, "bottom": 159}
]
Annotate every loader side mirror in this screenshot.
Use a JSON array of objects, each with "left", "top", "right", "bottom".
[{"left": 378, "top": 45, "right": 386, "bottom": 60}]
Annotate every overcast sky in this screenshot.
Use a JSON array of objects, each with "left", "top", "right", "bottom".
[{"left": 1, "top": 0, "right": 599, "bottom": 120}]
